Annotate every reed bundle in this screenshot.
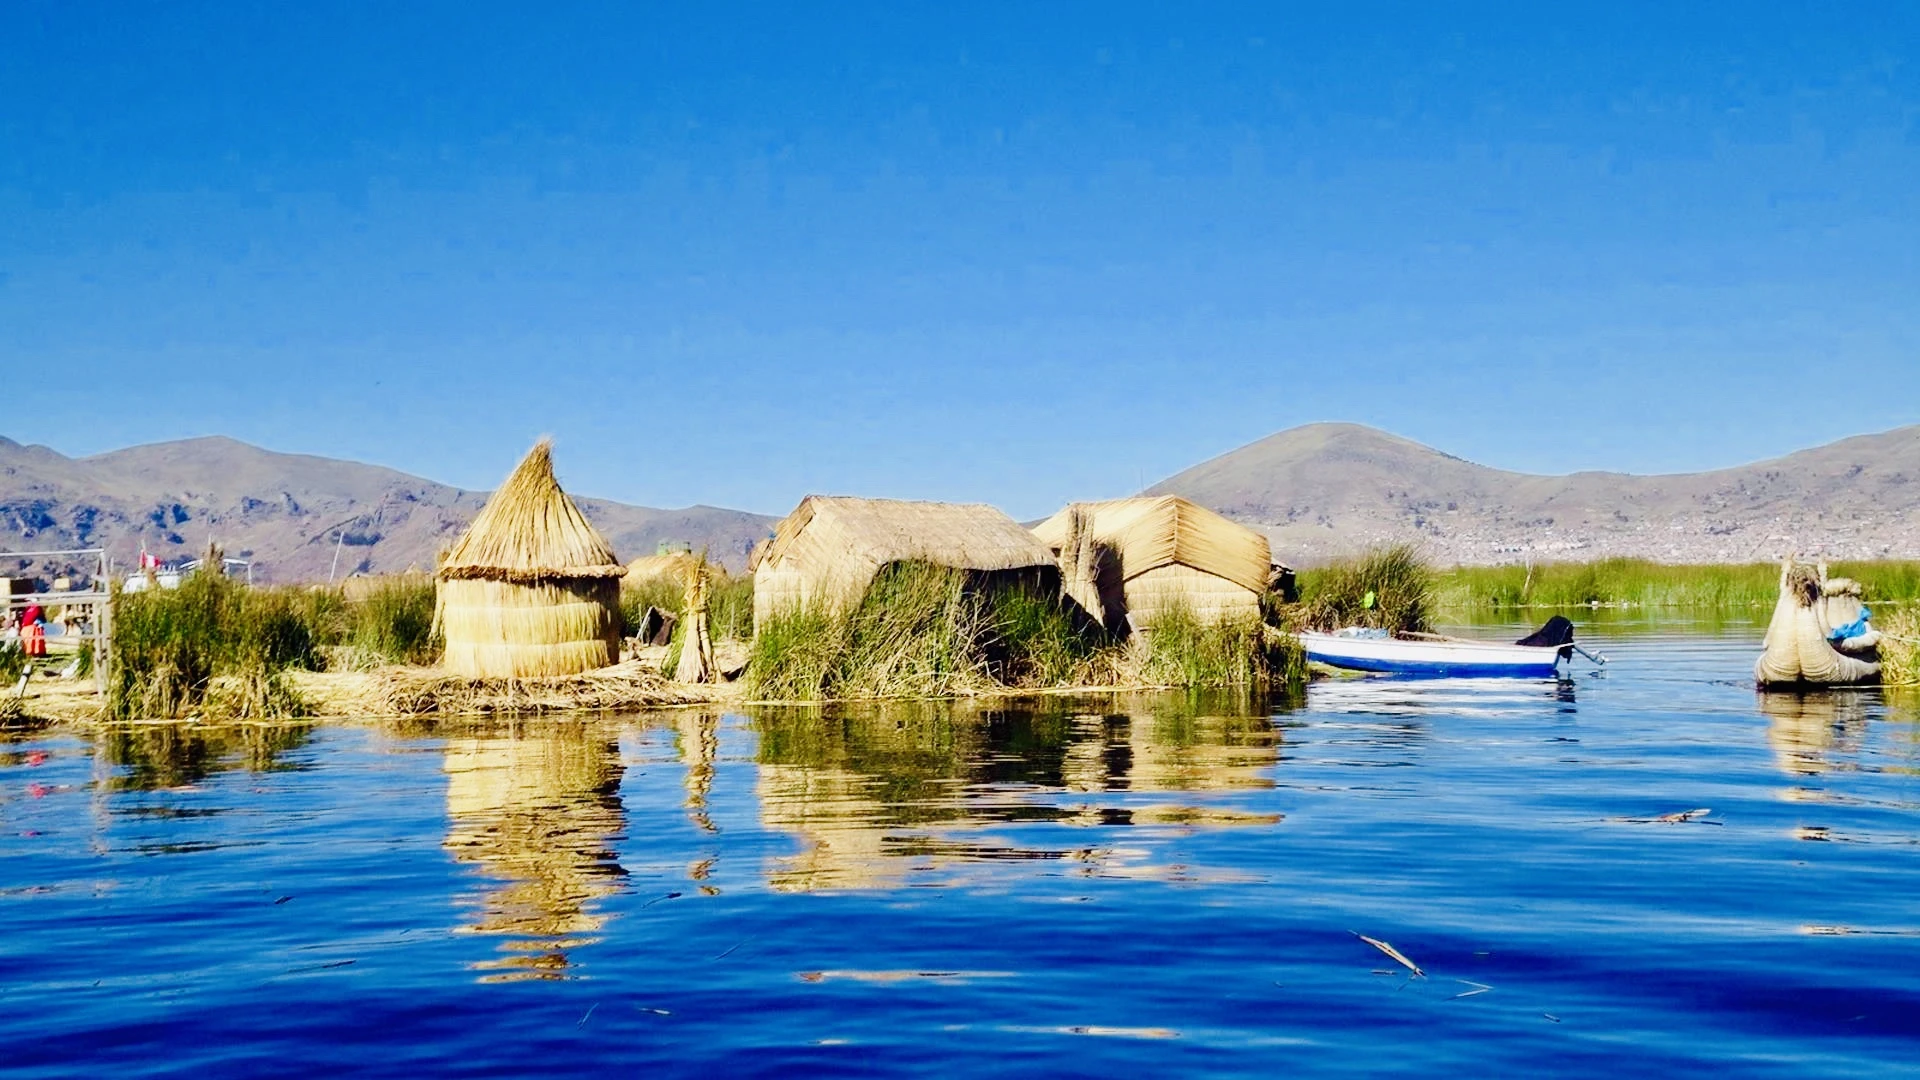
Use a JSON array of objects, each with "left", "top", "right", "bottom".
[{"left": 362, "top": 659, "right": 710, "bottom": 716}]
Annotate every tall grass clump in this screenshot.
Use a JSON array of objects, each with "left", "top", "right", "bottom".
[
  {"left": 347, "top": 579, "right": 439, "bottom": 665},
  {"left": 1880, "top": 607, "right": 1920, "bottom": 687},
  {"left": 1298, "top": 544, "right": 1434, "bottom": 633},
  {"left": 747, "top": 562, "right": 988, "bottom": 701},
  {"left": 109, "top": 574, "right": 321, "bottom": 720},
  {"left": 985, "top": 583, "right": 1103, "bottom": 687},
  {"left": 0, "top": 640, "right": 26, "bottom": 684},
  {"left": 747, "top": 561, "right": 1303, "bottom": 700},
  {"left": 1137, "top": 605, "right": 1296, "bottom": 687}
]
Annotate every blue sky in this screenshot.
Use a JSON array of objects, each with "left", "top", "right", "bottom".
[{"left": 3, "top": 2, "right": 1916, "bottom": 517}]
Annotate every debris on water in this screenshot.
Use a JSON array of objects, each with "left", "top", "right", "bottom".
[
  {"left": 1609, "top": 808, "right": 1720, "bottom": 825},
  {"left": 1448, "top": 980, "right": 1492, "bottom": 1000},
  {"left": 713, "top": 939, "right": 750, "bottom": 960},
  {"left": 1543, "top": 1013, "right": 1561, "bottom": 1023},
  {"left": 1059, "top": 1025, "right": 1179, "bottom": 1040},
  {"left": 636, "top": 1007, "right": 671, "bottom": 1016},
  {"left": 273, "top": 896, "right": 293, "bottom": 905},
  {"left": 286, "top": 958, "right": 358, "bottom": 974},
  {"left": 795, "top": 969, "right": 1014, "bottom": 984},
  {"left": 643, "top": 891, "right": 683, "bottom": 908},
  {"left": 1354, "top": 933, "right": 1425, "bottom": 978},
  {"left": 577, "top": 1003, "right": 598, "bottom": 1028}
]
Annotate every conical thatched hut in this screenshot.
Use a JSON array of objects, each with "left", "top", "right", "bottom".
[
  {"left": 751, "top": 496, "right": 1058, "bottom": 630},
  {"left": 436, "top": 440, "right": 626, "bottom": 678},
  {"left": 1031, "top": 495, "right": 1271, "bottom": 632}
]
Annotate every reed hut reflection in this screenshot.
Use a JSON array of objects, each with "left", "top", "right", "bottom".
[
  {"left": 442, "top": 719, "right": 627, "bottom": 981},
  {"left": 751, "top": 695, "right": 1280, "bottom": 892},
  {"left": 1760, "top": 691, "right": 1870, "bottom": 778}
]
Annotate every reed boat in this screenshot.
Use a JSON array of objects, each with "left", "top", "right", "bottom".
[{"left": 1301, "top": 617, "right": 1604, "bottom": 678}]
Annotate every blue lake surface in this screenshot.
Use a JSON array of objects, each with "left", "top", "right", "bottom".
[{"left": 4, "top": 627, "right": 1920, "bottom": 1076}]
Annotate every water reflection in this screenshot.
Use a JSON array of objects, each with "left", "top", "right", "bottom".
[
  {"left": 440, "top": 718, "right": 628, "bottom": 981},
  {"left": 672, "top": 711, "right": 722, "bottom": 890},
  {"left": 1759, "top": 692, "right": 1871, "bottom": 777},
  {"left": 98, "top": 723, "right": 312, "bottom": 791},
  {"left": 749, "top": 692, "right": 1285, "bottom": 892}
]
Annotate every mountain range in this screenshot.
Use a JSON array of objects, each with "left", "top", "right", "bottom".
[
  {"left": 0, "top": 436, "right": 774, "bottom": 583},
  {"left": 1150, "top": 423, "right": 1920, "bottom": 565},
  {"left": 3, "top": 422, "right": 1916, "bottom": 583}
]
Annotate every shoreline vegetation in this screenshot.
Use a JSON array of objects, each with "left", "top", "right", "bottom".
[
  {"left": 11, "top": 550, "right": 1920, "bottom": 729},
  {"left": 745, "top": 561, "right": 1300, "bottom": 703},
  {"left": 1422, "top": 558, "right": 1920, "bottom": 612}
]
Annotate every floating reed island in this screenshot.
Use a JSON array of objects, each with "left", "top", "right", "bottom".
[
  {"left": 64, "top": 428, "right": 1920, "bottom": 726},
  {"left": 745, "top": 494, "right": 1301, "bottom": 701}
]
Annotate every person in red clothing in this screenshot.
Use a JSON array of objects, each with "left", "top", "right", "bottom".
[{"left": 20, "top": 603, "right": 45, "bottom": 658}]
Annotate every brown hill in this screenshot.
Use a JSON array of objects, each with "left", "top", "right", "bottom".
[
  {"left": 1148, "top": 423, "right": 1920, "bottom": 565},
  {"left": 0, "top": 435, "right": 774, "bottom": 583}
]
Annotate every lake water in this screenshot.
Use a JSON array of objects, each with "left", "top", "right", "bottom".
[{"left": 5, "top": 625, "right": 1920, "bottom": 1076}]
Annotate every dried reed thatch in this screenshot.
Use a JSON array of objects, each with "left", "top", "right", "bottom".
[
  {"left": 436, "top": 440, "right": 626, "bottom": 678},
  {"left": 1755, "top": 559, "right": 1881, "bottom": 687},
  {"left": 674, "top": 555, "right": 715, "bottom": 683},
  {"left": 1031, "top": 496, "right": 1271, "bottom": 631},
  {"left": 364, "top": 659, "right": 709, "bottom": 716},
  {"left": 752, "top": 496, "right": 1058, "bottom": 629},
  {"left": 625, "top": 550, "right": 705, "bottom": 585}
]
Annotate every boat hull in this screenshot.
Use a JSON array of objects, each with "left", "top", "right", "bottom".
[{"left": 1301, "top": 632, "right": 1565, "bottom": 678}]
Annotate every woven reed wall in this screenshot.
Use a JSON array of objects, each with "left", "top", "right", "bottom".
[
  {"left": 438, "top": 577, "right": 621, "bottom": 678},
  {"left": 1122, "top": 565, "right": 1261, "bottom": 630}
]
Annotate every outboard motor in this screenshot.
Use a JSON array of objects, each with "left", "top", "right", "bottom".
[{"left": 1515, "top": 615, "right": 1577, "bottom": 662}]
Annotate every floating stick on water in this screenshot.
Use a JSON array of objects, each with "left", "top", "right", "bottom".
[{"left": 1354, "top": 932, "right": 1425, "bottom": 978}]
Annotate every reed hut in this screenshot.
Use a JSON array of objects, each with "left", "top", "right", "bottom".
[
  {"left": 436, "top": 440, "right": 626, "bottom": 678},
  {"left": 1031, "top": 495, "right": 1271, "bottom": 632},
  {"left": 751, "top": 496, "right": 1058, "bottom": 629},
  {"left": 624, "top": 550, "right": 703, "bottom": 586}
]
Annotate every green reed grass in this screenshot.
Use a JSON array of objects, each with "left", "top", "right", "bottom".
[
  {"left": 747, "top": 561, "right": 1301, "bottom": 700},
  {"left": 1433, "top": 558, "right": 1920, "bottom": 611},
  {"left": 1137, "top": 605, "right": 1292, "bottom": 688},
  {"left": 109, "top": 574, "right": 322, "bottom": 720},
  {"left": 1296, "top": 544, "right": 1435, "bottom": 634},
  {"left": 345, "top": 579, "right": 439, "bottom": 665},
  {"left": 0, "top": 640, "right": 25, "bottom": 684}
]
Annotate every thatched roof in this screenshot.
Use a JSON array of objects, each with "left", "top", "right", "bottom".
[
  {"left": 438, "top": 440, "right": 626, "bottom": 585},
  {"left": 760, "top": 496, "right": 1056, "bottom": 575},
  {"left": 753, "top": 496, "right": 1057, "bottom": 625},
  {"left": 625, "top": 551, "right": 704, "bottom": 584},
  {"left": 1032, "top": 495, "right": 1270, "bottom": 595}
]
